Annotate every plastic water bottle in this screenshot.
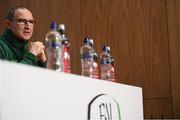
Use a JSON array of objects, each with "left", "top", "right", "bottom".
[
  {"left": 45, "top": 21, "right": 63, "bottom": 72},
  {"left": 58, "top": 24, "right": 71, "bottom": 73},
  {"left": 80, "top": 38, "right": 94, "bottom": 77},
  {"left": 100, "top": 46, "right": 116, "bottom": 82}
]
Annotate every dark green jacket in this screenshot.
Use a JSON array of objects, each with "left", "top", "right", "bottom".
[{"left": 0, "top": 29, "right": 46, "bottom": 67}]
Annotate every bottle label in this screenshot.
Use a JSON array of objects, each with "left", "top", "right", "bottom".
[
  {"left": 100, "top": 58, "right": 113, "bottom": 64},
  {"left": 81, "top": 52, "right": 93, "bottom": 60},
  {"left": 46, "top": 38, "right": 61, "bottom": 48}
]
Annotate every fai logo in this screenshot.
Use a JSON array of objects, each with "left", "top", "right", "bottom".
[{"left": 88, "top": 94, "right": 121, "bottom": 120}]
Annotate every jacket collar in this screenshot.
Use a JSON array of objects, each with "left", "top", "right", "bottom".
[{"left": 2, "top": 28, "right": 28, "bottom": 50}]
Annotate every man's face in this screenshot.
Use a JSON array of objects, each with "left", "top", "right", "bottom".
[{"left": 7, "top": 8, "right": 35, "bottom": 40}]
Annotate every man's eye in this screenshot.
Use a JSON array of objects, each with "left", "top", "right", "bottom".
[
  {"left": 16, "top": 19, "right": 36, "bottom": 25},
  {"left": 29, "top": 20, "right": 36, "bottom": 24},
  {"left": 18, "top": 19, "right": 26, "bottom": 23}
]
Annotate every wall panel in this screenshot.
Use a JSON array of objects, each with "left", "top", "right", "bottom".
[
  {"left": 167, "top": 0, "right": 180, "bottom": 118},
  {"left": 144, "top": 99, "right": 173, "bottom": 118}
]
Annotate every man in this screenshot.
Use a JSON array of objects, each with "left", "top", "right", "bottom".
[{"left": 0, "top": 6, "right": 46, "bottom": 67}]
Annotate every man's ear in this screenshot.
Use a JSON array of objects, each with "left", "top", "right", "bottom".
[{"left": 5, "top": 20, "right": 11, "bottom": 29}]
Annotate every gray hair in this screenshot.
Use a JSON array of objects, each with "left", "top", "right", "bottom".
[{"left": 6, "top": 6, "right": 27, "bottom": 21}]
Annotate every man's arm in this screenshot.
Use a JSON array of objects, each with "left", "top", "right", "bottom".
[
  {"left": 0, "top": 39, "right": 46, "bottom": 67},
  {"left": 20, "top": 49, "right": 46, "bottom": 67},
  {"left": 20, "top": 41, "right": 46, "bottom": 67},
  {"left": 0, "top": 44, "right": 6, "bottom": 59},
  {"left": 0, "top": 39, "right": 10, "bottom": 60}
]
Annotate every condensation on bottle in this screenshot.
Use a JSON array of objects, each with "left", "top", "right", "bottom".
[
  {"left": 100, "top": 46, "right": 116, "bottom": 82},
  {"left": 80, "top": 38, "right": 94, "bottom": 77},
  {"left": 58, "top": 24, "right": 71, "bottom": 73},
  {"left": 45, "top": 21, "right": 63, "bottom": 72}
]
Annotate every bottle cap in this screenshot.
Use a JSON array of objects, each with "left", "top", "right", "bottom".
[
  {"left": 89, "top": 38, "right": 94, "bottom": 46},
  {"left": 50, "top": 21, "right": 57, "bottom": 30},
  {"left": 83, "top": 37, "right": 89, "bottom": 44},
  {"left": 58, "top": 24, "right": 65, "bottom": 34},
  {"left": 83, "top": 37, "right": 93, "bottom": 46},
  {"left": 103, "top": 46, "right": 110, "bottom": 53}
]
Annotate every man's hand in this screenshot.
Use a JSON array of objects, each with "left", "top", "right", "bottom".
[
  {"left": 28, "top": 41, "right": 46, "bottom": 62},
  {"left": 38, "top": 49, "right": 46, "bottom": 62}
]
